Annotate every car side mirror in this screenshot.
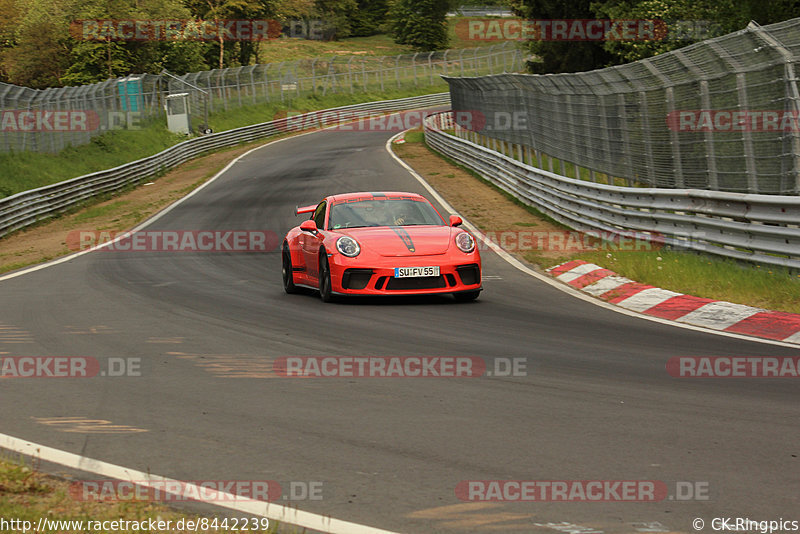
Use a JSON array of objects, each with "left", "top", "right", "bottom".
[
  {"left": 449, "top": 215, "right": 463, "bottom": 227},
  {"left": 300, "top": 220, "right": 318, "bottom": 233}
]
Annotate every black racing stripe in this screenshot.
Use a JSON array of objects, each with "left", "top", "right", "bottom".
[{"left": 390, "top": 226, "right": 415, "bottom": 253}]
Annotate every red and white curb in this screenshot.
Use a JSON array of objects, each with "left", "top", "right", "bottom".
[{"left": 548, "top": 260, "right": 800, "bottom": 346}]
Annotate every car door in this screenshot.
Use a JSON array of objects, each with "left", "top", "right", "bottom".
[{"left": 300, "top": 200, "right": 326, "bottom": 280}]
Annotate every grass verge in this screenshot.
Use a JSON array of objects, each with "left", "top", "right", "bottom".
[
  {"left": 393, "top": 128, "right": 800, "bottom": 314},
  {"left": 0, "top": 134, "right": 289, "bottom": 274},
  {"left": 253, "top": 16, "right": 501, "bottom": 63},
  {"left": 0, "top": 86, "right": 449, "bottom": 200},
  {"left": 0, "top": 454, "right": 290, "bottom": 533},
  {"left": 0, "top": 15, "right": 511, "bottom": 199}
]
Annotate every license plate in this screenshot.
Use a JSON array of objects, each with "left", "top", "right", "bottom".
[{"left": 394, "top": 266, "right": 440, "bottom": 278}]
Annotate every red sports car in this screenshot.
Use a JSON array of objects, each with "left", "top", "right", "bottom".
[{"left": 282, "top": 192, "right": 482, "bottom": 302}]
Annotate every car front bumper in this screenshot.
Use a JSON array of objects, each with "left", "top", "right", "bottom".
[{"left": 329, "top": 256, "right": 482, "bottom": 296}]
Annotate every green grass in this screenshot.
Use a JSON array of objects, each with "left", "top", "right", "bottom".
[
  {"left": 257, "top": 34, "right": 409, "bottom": 63},
  {"left": 71, "top": 200, "right": 131, "bottom": 222},
  {"left": 410, "top": 127, "right": 800, "bottom": 314},
  {"left": 447, "top": 16, "right": 506, "bottom": 49},
  {"left": 0, "top": 123, "right": 185, "bottom": 199},
  {"left": 403, "top": 129, "right": 425, "bottom": 143},
  {"left": 0, "top": 15, "right": 517, "bottom": 200},
  {"left": 254, "top": 16, "right": 501, "bottom": 63},
  {"left": 207, "top": 86, "right": 448, "bottom": 133},
  {"left": 467, "top": 134, "right": 646, "bottom": 187},
  {"left": 0, "top": 454, "right": 299, "bottom": 533},
  {"left": 576, "top": 249, "right": 800, "bottom": 314},
  {"left": 0, "top": 85, "right": 449, "bottom": 200}
]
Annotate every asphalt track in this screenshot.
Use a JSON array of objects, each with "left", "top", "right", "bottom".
[{"left": 1, "top": 122, "right": 798, "bottom": 533}]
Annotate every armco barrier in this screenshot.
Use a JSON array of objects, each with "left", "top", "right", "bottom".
[
  {"left": 424, "top": 111, "right": 800, "bottom": 270},
  {"left": 0, "top": 93, "right": 450, "bottom": 239}
]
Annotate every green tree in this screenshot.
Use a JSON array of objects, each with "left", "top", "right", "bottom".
[
  {"left": 1, "top": 0, "right": 79, "bottom": 87},
  {"left": 390, "top": 0, "right": 452, "bottom": 51},
  {"left": 314, "top": 0, "right": 358, "bottom": 39},
  {"left": 508, "top": 0, "right": 615, "bottom": 73},
  {"left": 593, "top": 0, "right": 800, "bottom": 64},
  {"left": 0, "top": 0, "right": 22, "bottom": 82},
  {"left": 350, "top": 0, "right": 390, "bottom": 37},
  {"left": 274, "top": 0, "right": 316, "bottom": 20},
  {"left": 184, "top": 0, "right": 250, "bottom": 68},
  {"left": 184, "top": 0, "right": 279, "bottom": 68},
  {"left": 62, "top": 0, "right": 209, "bottom": 84}
]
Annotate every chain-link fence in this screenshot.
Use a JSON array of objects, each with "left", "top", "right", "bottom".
[
  {"left": 0, "top": 75, "right": 164, "bottom": 154},
  {"left": 0, "top": 42, "right": 521, "bottom": 154},
  {"left": 445, "top": 18, "right": 800, "bottom": 195}
]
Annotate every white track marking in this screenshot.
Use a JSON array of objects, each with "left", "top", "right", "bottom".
[
  {"left": 0, "top": 114, "right": 797, "bottom": 533},
  {"left": 555, "top": 263, "right": 604, "bottom": 283},
  {"left": 581, "top": 276, "right": 633, "bottom": 297},
  {"left": 615, "top": 288, "right": 682, "bottom": 313},
  {"left": 0, "top": 127, "right": 327, "bottom": 283},
  {"left": 0, "top": 127, "right": 415, "bottom": 534},
  {"left": 0, "top": 433, "right": 400, "bottom": 534},
  {"left": 676, "top": 301, "right": 764, "bottom": 330},
  {"left": 784, "top": 331, "right": 800, "bottom": 344},
  {"left": 385, "top": 130, "right": 800, "bottom": 350}
]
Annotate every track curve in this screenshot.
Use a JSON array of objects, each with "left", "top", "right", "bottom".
[{"left": 1, "top": 123, "right": 798, "bottom": 533}]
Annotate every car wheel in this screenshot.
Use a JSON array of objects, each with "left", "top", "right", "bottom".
[
  {"left": 454, "top": 290, "right": 480, "bottom": 302},
  {"left": 282, "top": 243, "right": 298, "bottom": 294},
  {"left": 319, "top": 252, "right": 334, "bottom": 302}
]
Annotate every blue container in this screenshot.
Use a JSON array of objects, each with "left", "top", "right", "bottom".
[{"left": 118, "top": 77, "right": 142, "bottom": 112}]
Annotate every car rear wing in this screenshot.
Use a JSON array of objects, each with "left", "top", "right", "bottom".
[{"left": 295, "top": 204, "right": 316, "bottom": 216}]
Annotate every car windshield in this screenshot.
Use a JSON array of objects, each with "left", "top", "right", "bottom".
[{"left": 328, "top": 198, "right": 445, "bottom": 229}]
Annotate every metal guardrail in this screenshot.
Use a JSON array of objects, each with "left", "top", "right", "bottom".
[
  {"left": 444, "top": 18, "right": 800, "bottom": 195},
  {"left": 424, "top": 111, "right": 800, "bottom": 270},
  {"left": 0, "top": 93, "right": 450, "bottom": 239},
  {"left": 0, "top": 43, "right": 519, "bottom": 154}
]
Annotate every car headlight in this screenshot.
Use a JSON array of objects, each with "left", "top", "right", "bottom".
[
  {"left": 336, "top": 236, "right": 361, "bottom": 257},
  {"left": 455, "top": 231, "right": 475, "bottom": 253}
]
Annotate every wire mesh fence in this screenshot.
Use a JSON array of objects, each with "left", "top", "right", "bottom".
[
  {"left": 0, "top": 42, "right": 521, "bottom": 155},
  {"left": 445, "top": 18, "right": 800, "bottom": 195},
  {"left": 0, "top": 75, "right": 164, "bottom": 154},
  {"left": 0, "top": 93, "right": 451, "bottom": 236}
]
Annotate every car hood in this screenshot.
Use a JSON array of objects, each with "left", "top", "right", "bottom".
[{"left": 339, "top": 226, "right": 453, "bottom": 256}]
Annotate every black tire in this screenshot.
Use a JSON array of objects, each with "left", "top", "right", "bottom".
[
  {"left": 282, "top": 243, "right": 298, "bottom": 294},
  {"left": 319, "top": 252, "right": 334, "bottom": 302},
  {"left": 454, "top": 290, "right": 480, "bottom": 302}
]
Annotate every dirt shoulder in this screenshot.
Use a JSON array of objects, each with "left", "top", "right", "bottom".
[
  {"left": 2, "top": 125, "right": 798, "bottom": 313},
  {"left": 392, "top": 130, "right": 574, "bottom": 268},
  {"left": 0, "top": 139, "right": 277, "bottom": 275},
  {"left": 0, "top": 456, "right": 282, "bottom": 533},
  {"left": 391, "top": 129, "right": 800, "bottom": 314}
]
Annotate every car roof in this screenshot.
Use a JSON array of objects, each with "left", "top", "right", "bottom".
[{"left": 328, "top": 192, "right": 426, "bottom": 203}]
